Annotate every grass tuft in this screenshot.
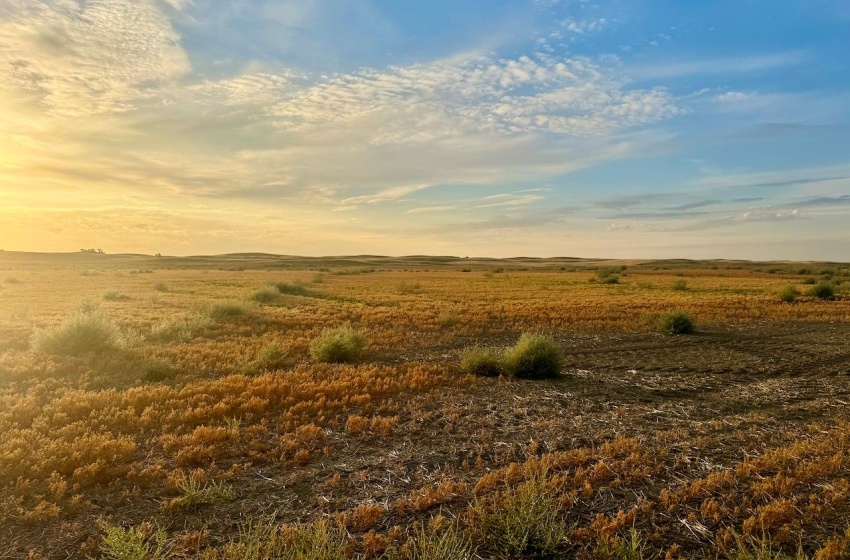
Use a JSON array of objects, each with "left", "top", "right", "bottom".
[
  {"left": 460, "top": 346, "right": 504, "bottom": 377},
  {"left": 275, "top": 281, "right": 309, "bottom": 296},
  {"left": 473, "top": 477, "right": 571, "bottom": 559},
  {"left": 96, "top": 523, "right": 168, "bottom": 560},
  {"left": 658, "top": 310, "right": 695, "bottom": 335},
  {"left": 243, "top": 342, "right": 288, "bottom": 375},
  {"left": 395, "top": 522, "right": 475, "bottom": 560},
  {"left": 808, "top": 282, "right": 835, "bottom": 300},
  {"left": 207, "top": 301, "right": 250, "bottom": 320},
  {"left": 250, "top": 285, "right": 280, "bottom": 303},
  {"left": 777, "top": 286, "right": 799, "bottom": 303},
  {"left": 503, "top": 333, "right": 563, "bottom": 379},
  {"left": 310, "top": 326, "right": 368, "bottom": 363},
  {"left": 31, "top": 311, "right": 126, "bottom": 355}
]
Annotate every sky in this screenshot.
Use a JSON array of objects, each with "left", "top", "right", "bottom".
[{"left": 0, "top": 0, "right": 848, "bottom": 260}]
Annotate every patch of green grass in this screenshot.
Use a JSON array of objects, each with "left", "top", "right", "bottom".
[
  {"left": 808, "top": 282, "right": 835, "bottom": 300},
  {"left": 503, "top": 333, "right": 563, "bottom": 379},
  {"left": 672, "top": 279, "right": 688, "bottom": 291},
  {"left": 777, "top": 286, "right": 799, "bottom": 303},
  {"left": 169, "top": 474, "right": 235, "bottom": 510},
  {"left": 141, "top": 361, "right": 176, "bottom": 383},
  {"left": 473, "top": 477, "right": 571, "bottom": 559},
  {"left": 275, "top": 281, "right": 309, "bottom": 296},
  {"left": 250, "top": 285, "right": 280, "bottom": 303},
  {"left": 390, "top": 522, "right": 475, "bottom": 560},
  {"left": 207, "top": 301, "right": 250, "bottom": 320},
  {"left": 460, "top": 346, "right": 504, "bottom": 377},
  {"left": 243, "top": 342, "right": 288, "bottom": 375},
  {"left": 31, "top": 311, "right": 128, "bottom": 355},
  {"left": 95, "top": 523, "right": 168, "bottom": 560},
  {"left": 310, "top": 326, "right": 368, "bottom": 363},
  {"left": 658, "top": 310, "right": 695, "bottom": 335},
  {"left": 215, "top": 518, "right": 349, "bottom": 560},
  {"left": 3, "top": 276, "right": 21, "bottom": 284}
]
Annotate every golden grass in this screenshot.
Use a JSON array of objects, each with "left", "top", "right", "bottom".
[{"left": 0, "top": 256, "right": 849, "bottom": 558}]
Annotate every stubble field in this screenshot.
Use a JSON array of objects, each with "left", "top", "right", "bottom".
[{"left": 1, "top": 252, "right": 849, "bottom": 560}]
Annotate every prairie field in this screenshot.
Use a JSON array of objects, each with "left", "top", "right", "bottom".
[{"left": 1, "top": 252, "right": 850, "bottom": 559}]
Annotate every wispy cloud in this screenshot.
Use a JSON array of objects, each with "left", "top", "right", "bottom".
[{"left": 630, "top": 51, "right": 808, "bottom": 80}]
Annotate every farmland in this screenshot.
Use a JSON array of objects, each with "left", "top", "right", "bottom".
[{"left": 1, "top": 252, "right": 850, "bottom": 559}]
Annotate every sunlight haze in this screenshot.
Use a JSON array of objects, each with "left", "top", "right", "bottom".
[{"left": 0, "top": 0, "right": 848, "bottom": 259}]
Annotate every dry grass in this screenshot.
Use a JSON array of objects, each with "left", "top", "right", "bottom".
[{"left": 0, "top": 254, "right": 849, "bottom": 559}]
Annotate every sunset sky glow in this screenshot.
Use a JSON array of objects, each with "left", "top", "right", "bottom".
[{"left": 0, "top": 0, "right": 848, "bottom": 259}]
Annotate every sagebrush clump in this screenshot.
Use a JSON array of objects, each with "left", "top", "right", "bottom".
[
  {"left": 808, "top": 282, "right": 835, "bottom": 300},
  {"left": 460, "top": 346, "right": 504, "bottom": 377},
  {"left": 473, "top": 477, "right": 571, "bottom": 558},
  {"left": 778, "top": 286, "right": 799, "bottom": 303},
  {"left": 310, "top": 326, "right": 368, "bottom": 363},
  {"left": 659, "top": 310, "right": 695, "bottom": 335},
  {"left": 503, "top": 333, "right": 563, "bottom": 379},
  {"left": 31, "top": 311, "right": 126, "bottom": 355}
]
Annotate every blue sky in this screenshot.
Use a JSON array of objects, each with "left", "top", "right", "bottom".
[{"left": 0, "top": 0, "right": 848, "bottom": 259}]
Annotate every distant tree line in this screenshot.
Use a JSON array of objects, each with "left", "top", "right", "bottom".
[{"left": 80, "top": 249, "right": 105, "bottom": 254}]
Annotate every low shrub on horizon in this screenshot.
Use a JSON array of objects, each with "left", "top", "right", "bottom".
[
  {"left": 659, "top": 310, "right": 695, "bottom": 335},
  {"left": 310, "top": 326, "right": 368, "bottom": 363},
  {"left": 503, "top": 333, "right": 563, "bottom": 379}
]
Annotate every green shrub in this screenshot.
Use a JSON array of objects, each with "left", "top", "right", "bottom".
[
  {"left": 250, "top": 285, "right": 280, "bottom": 303},
  {"left": 473, "top": 477, "right": 571, "bottom": 559},
  {"left": 275, "top": 281, "right": 308, "bottom": 296},
  {"left": 217, "top": 518, "right": 349, "bottom": 560},
  {"left": 503, "top": 333, "right": 563, "bottom": 379},
  {"left": 97, "top": 523, "right": 168, "bottom": 560},
  {"left": 802, "top": 277, "right": 817, "bottom": 285},
  {"left": 460, "top": 346, "right": 504, "bottom": 377},
  {"left": 31, "top": 311, "right": 126, "bottom": 355},
  {"left": 777, "top": 286, "right": 799, "bottom": 303},
  {"left": 207, "top": 301, "right": 249, "bottom": 320},
  {"left": 310, "top": 326, "right": 368, "bottom": 363},
  {"left": 142, "top": 361, "right": 176, "bottom": 382},
  {"left": 601, "top": 275, "right": 620, "bottom": 284},
  {"left": 672, "top": 279, "right": 688, "bottom": 291},
  {"left": 658, "top": 310, "right": 695, "bottom": 335},
  {"left": 394, "top": 522, "right": 475, "bottom": 560},
  {"left": 808, "top": 282, "right": 835, "bottom": 300},
  {"left": 170, "top": 474, "right": 235, "bottom": 510},
  {"left": 243, "top": 342, "right": 288, "bottom": 375}
]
